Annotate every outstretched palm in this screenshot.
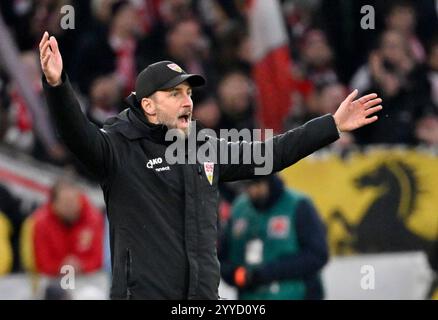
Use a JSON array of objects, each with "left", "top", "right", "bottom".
[
  {"left": 333, "top": 90, "right": 383, "bottom": 132},
  {"left": 39, "top": 32, "right": 63, "bottom": 86}
]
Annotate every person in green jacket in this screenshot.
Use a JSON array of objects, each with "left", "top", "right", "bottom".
[{"left": 219, "top": 175, "right": 328, "bottom": 300}]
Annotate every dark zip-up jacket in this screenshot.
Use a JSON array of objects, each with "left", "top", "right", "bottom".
[{"left": 42, "top": 72, "right": 339, "bottom": 299}]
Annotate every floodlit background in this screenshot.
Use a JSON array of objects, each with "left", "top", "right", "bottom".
[{"left": 0, "top": 0, "right": 437, "bottom": 300}]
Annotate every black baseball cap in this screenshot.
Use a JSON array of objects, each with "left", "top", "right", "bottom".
[{"left": 135, "top": 61, "right": 206, "bottom": 101}]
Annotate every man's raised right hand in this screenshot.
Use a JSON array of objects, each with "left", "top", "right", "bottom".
[{"left": 39, "top": 31, "right": 63, "bottom": 87}]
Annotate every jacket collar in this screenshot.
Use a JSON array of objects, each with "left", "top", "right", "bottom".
[
  {"left": 103, "top": 93, "right": 170, "bottom": 144},
  {"left": 103, "top": 93, "right": 208, "bottom": 147}
]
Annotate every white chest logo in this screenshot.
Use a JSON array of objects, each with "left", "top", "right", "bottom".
[
  {"left": 146, "top": 157, "right": 163, "bottom": 169},
  {"left": 203, "top": 162, "right": 214, "bottom": 185}
]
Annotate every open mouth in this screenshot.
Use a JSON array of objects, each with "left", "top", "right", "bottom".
[{"left": 178, "top": 114, "right": 191, "bottom": 125}]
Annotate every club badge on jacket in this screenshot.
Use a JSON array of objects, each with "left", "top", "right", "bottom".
[{"left": 203, "top": 162, "right": 214, "bottom": 185}]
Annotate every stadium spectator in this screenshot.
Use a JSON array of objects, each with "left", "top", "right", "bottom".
[
  {"left": 283, "top": 0, "right": 320, "bottom": 52},
  {"left": 219, "top": 175, "right": 328, "bottom": 299},
  {"left": 31, "top": 178, "right": 104, "bottom": 276},
  {"left": 3, "top": 51, "right": 66, "bottom": 164},
  {"left": 285, "top": 82, "right": 353, "bottom": 150},
  {"left": 192, "top": 92, "right": 221, "bottom": 130},
  {"left": 4, "top": 0, "right": 79, "bottom": 72},
  {"left": 298, "top": 29, "right": 338, "bottom": 89},
  {"left": 351, "top": 29, "right": 436, "bottom": 145},
  {"left": 385, "top": 0, "right": 426, "bottom": 63},
  {"left": 427, "top": 39, "right": 438, "bottom": 107},
  {"left": 214, "top": 21, "right": 252, "bottom": 75},
  {"left": 216, "top": 70, "right": 258, "bottom": 132},
  {"left": 73, "top": 0, "right": 141, "bottom": 97},
  {"left": 0, "top": 0, "right": 435, "bottom": 173},
  {"left": 87, "top": 75, "right": 122, "bottom": 128},
  {"left": 138, "top": 17, "right": 217, "bottom": 87},
  {"left": 286, "top": 82, "right": 347, "bottom": 129}
]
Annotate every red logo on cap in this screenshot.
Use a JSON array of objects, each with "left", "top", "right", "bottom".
[{"left": 167, "top": 63, "right": 183, "bottom": 73}]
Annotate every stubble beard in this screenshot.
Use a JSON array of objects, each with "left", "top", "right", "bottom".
[{"left": 156, "top": 110, "right": 190, "bottom": 138}]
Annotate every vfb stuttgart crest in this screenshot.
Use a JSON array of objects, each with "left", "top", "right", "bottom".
[
  {"left": 203, "top": 162, "right": 214, "bottom": 185},
  {"left": 167, "top": 63, "right": 183, "bottom": 73}
]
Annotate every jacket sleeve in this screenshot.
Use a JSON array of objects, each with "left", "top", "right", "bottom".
[
  {"left": 218, "top": 114, "right": 339, "bottom": 182},
  {"left": 255, "top": 198, "right": 329, "bottom": 283},
  {"left": 42, "top": 72, "right": 116, "bottom": 180}
]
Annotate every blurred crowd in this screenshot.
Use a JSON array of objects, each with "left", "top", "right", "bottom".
[
  {"left": 0, "top": 0, "right": 437, "bottom": 172},
  {"left": 0, "top": 0, "right": 437, "bottom": 299}
]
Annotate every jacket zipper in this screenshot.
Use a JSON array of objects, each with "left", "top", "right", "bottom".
[{"left": 126, "top": 248, "right": 132, "bottom": 300}]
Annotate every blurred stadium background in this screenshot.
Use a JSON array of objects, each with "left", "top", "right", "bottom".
[{"left": 0, "top": 0, "right": 437, "bottom": 299}]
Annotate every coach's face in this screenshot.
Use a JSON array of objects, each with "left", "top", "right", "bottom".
[{"left": 141, "top": 81, "right": 193, "bottom": 136}]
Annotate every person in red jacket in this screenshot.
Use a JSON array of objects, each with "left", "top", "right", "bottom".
[{"left": 32, "top": 178, "right": 104, "bottom": 276}]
